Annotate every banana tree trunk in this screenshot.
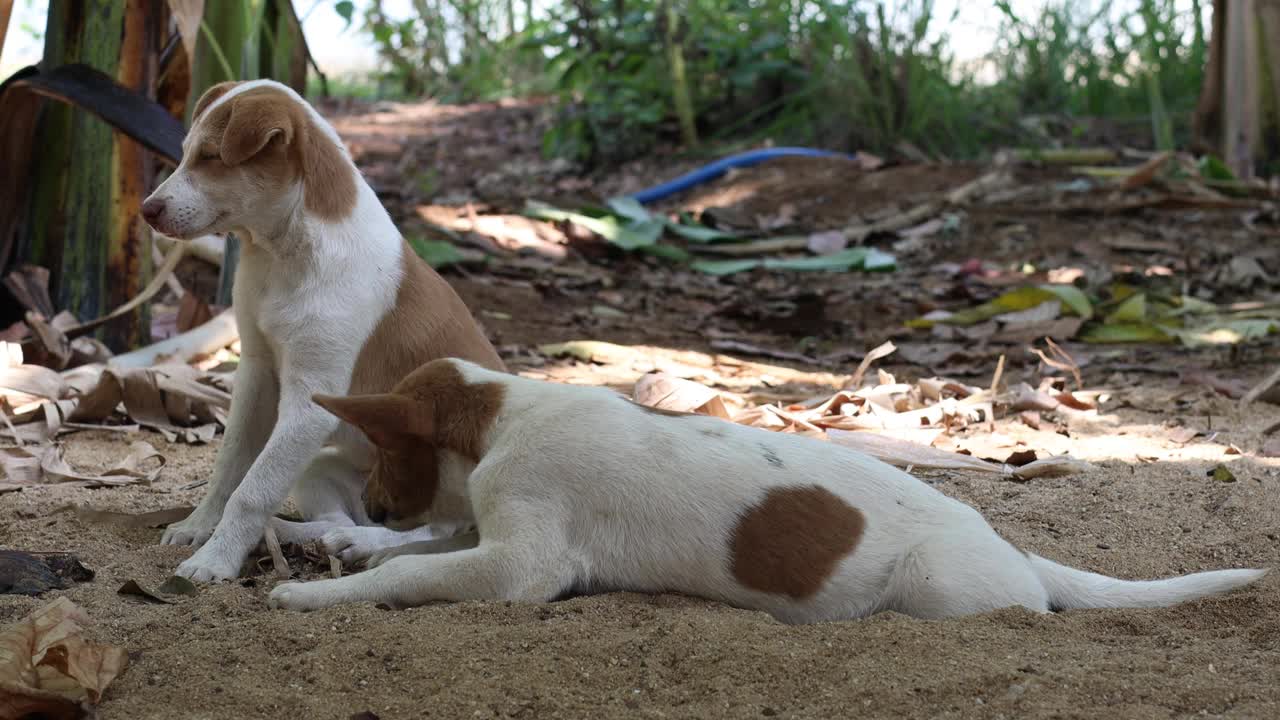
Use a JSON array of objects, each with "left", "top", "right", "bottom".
[{"left": 24, "top": 0, "right": 162, "bottom": 350}]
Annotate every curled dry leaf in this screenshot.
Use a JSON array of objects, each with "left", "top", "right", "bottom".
[
  {"left": 0, "top": 442, "right": 164, "bottom": 488},
  {"left": 263, "top": 525, "right": 292, "bottom": 580},
  {"left": 846, "top": 341, "right": 896, "bottom": 389},
  {"left": 827, "top": 430, "right": 1007, "bottom": 475},
  {"left": 116, "top": 580, "right": 171, "bottom": 605},
  {"left": 632, "top": 372, "right": 734, "bottom": 419},
  {"left": 0, "top": 597, "right": 128, "bottom": 716},
  {"left": 156, "top": 576, "right": 198, "bottom": 597},
  {"left": 68, "top": 364, "right": 230, "bottom": 443},
  {"left": 1010, "top": 456, "right": 1097, "bottom": 480}
]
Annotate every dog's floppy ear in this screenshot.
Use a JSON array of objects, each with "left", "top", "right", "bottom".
[
  {"left": 220, "top": 94, "right": 295, "bottom": 166},
  {"left": 313, "top": 393, "right": 430, "bottom": 452},
  {"left": 191, "top": 81, "right": 241, "bottom": 122}
]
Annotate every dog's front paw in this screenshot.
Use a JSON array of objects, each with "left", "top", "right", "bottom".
[
  {"left": 161, "top": 511, "right": 218, "bottom": 547},
  {"left": 269, "top": 580, "right": 346, "bottom": 611},
  {"left": 365, "top": 546, "right": 401, "bottom": 569},
  {"left": 176, "top": 544, "right": 242, "bottom": 583},
  {"left": 322, "top": 527, "right": 381, "bottom": 565}
]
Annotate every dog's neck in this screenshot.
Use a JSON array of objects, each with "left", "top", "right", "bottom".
[{"left": 232, "top": 183, "right": 311, "bottom": 258}]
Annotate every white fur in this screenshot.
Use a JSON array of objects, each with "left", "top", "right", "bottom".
[
  {"left": 268, "top": 362, "right": 1267, "bottom": 621},
  {"left": 145, "top": 81, "right": 449, "bottom": 581}
]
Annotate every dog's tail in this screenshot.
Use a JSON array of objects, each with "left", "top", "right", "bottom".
[{"left": 1026, "top": 554, "right": 1267, "bottom": 611}]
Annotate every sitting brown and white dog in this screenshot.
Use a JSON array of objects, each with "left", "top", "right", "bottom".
[
  {"left": 268, "top": 359, "right": 1266, "bottom": 622},
  {"left": 141, "top": 81, "right": 503, "bottom": 582}
]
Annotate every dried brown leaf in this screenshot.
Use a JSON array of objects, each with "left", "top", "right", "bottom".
[
  {"left": 1, "top": 442, "right": 164, "bottom": 488},
  {"left": 846, "top": 341, "right": 897, "bottom": 389},
  {"left": 0, "top": 597, "right": 127, "bottom": 715},
  {"left": 1010, "top": 456, "right": 1096, "bottom": 480},
  {"left": 263, "top": 525, "right": 291, "bottom": 580},
  {"left": 164, "top": 0, "right": 205, "bottom": 68},
  {"left": 1004, "top": 449, "right": 1038, "bottom": 466},
  {"left": 827, "top": 429, "right": 1006, "bottom": 474},
  {"left": 176, "top": 292, "right": 213, "bottom": 334},
  {"left": 156, "top": 576, "right": 197, "bottom": 597},
  {"left": 116, "top": 580, "right": 171, "bottom": 605},
  {"left": 74, "top": 505, "right": 193, "bottom": 529},
  {"left": 632, "top": 373, "right": 734, "bottom": 419}
]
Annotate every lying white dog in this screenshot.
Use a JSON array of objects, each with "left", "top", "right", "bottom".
[
  {"left": 268, "top": 359, "right": 1266, "bottom": 622},
  {"left": 141, "top": 81, "right": 503, "bottom": 582}
]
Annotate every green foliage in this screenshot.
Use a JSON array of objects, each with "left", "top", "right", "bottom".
[{"left": 335, "top": 0, "right": 1213, "bottom": 165}]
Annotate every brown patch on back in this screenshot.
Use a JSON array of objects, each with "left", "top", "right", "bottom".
[
  {"left": 350, "top": 240, "right": 505, "bottom": 396},
  {"left": 730, "top": 485, "right": 865, "bottom": 600},
  {"left": 192, "top": 85, "right": 359, "bottom": 221}
]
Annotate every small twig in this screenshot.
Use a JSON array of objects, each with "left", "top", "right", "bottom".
[
  {"left": 989, "top": 354, "right": 1006, "bottom": 396},
  {"left": 1241, "top": 366, "right": 1280, "bottom": 406},
  {"left": 847, "top": 341, "right": 897, "bottom": 388},
  {"left": 1029, "top": 337, "right": 1084, "bottom": 390},
  {"left": 263, "top": 525, "right": 291, "bottom": 580}
]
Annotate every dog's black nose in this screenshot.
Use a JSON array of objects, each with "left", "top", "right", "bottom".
[{"left": 140, "top": 197, "right": 166, "bottom": 225}]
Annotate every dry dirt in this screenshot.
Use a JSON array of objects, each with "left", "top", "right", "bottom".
[{"left": 5, "top": 98, "right": 1280, "bottom": 719}]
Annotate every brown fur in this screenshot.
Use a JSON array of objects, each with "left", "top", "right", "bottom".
[
  {"left": 191, "top": 86, "right": 358, "bottom": 221},
  {"left": 340, "top": 243, "right": 506, "bottom": 518},
  {"left": 314, "top": 360, "right": 505, "bottom": 525},
  {"left": 191, "top": 81, "right": 240, "bottom": 121},
  {"left": 729, "top": 485, "right": 865, "bottom": 599},
  {"left": 350, "top": 242, "right": 504, "bottom": 396}
]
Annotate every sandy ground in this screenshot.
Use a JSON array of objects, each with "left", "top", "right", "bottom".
[{"left": 3, "top": 361, "right": 1278, "bottom": 720}]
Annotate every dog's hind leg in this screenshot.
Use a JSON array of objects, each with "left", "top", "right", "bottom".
[{"left": 880, "top": 529, "right": 1049, "bottom": 619}]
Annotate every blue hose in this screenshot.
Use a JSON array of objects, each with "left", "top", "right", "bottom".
[{"left": 628, "top": 147, "right": 857, "bottom": 205}]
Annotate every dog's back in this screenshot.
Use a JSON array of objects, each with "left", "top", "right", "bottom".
[{"left": 466, "top": 364, "right": 1265, "bottom": 623}]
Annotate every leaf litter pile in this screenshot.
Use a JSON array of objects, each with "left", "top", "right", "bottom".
[{"left": 0, "top": 97, "right": 1278, "bottom": 717}]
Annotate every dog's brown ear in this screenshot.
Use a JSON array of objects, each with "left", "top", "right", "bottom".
[
  {"left": 191, "top": 81, "right": 241, "bottom": 122},
  {"left": 313, "top": 393, "right": 430, "bottom": 451},
  {"left": 220, "top": 94, "right": 295, "bottom": 166}
]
